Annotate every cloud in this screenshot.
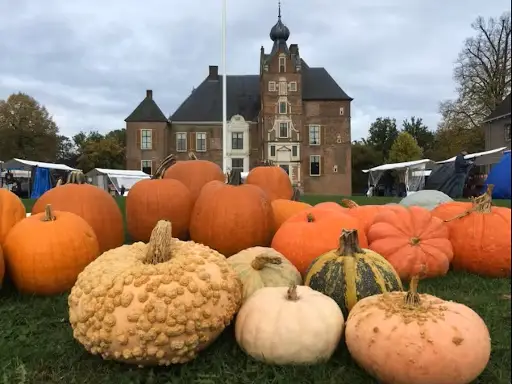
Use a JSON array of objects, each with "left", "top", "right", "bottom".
[{"left": 0, "top": 0, "right": 509, "bottom": 141}]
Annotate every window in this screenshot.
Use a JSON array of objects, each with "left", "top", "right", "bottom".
[
  {"left": 279, "top": 81, "right": 287, "bottom": 95},
  {"left": 289, "top": 82, "right": 297, "bottom": 91},
  {"left": 310, "top": 155, "right": 321, "bottom": 176},
  {"left": 270, "top": 145, "right": 276, "bottom": 157},
  {"left": 176, "top": 132, "right": 187, "bottom": 152},
  {"left": 231, "top": 158, "right": 244, "bottom": 171},
  {"left": 279, "top": 57, "right": 286, "bottom": 72},
  {"left": 279, "top": 101, "right": 287, "bottom": 114},
  {"left": 309, "top": 125, "right": 321, "bottom": 145},
  {"left": 232, "top": 132, "right": 244, "bottom": 150},
  {"left": 279, "top": 122, "right": 289, "bottom": 138},
  {"left": 196, "top": 132, "right": 207, "bottom": 152},
  {"left": 339, "top": 107, "right": 345, "bottom": 116},
  {"left": 141, "top": 160, "right": 152, "bottom": 175},
  {"left": 140, "top": 129, "right": 152, "bottom": 150},
  {"left": 268, "top": 81, "right": 276, "bottom": 92},
  {"left": 292, "top": 145, "right": 298, "bottom": 157},
  {"left": 506, "top": 124, "right": 511, "bottom": 142}
]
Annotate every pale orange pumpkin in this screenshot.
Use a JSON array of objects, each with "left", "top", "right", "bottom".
[
  {"left": 341, "top": 199, "right": 389, "bottom": 234},
  {"left": 0, "top": 189, "right": 26, "bottom": 247},
  {"left": 271, "top": 199, "right": 311, "bottom": 230},
  {"left": 245, "top": 163, "right": 293, "bottom": 201},
  {"left": 313, "top": 201, "right": 347, "bottom": 214}
]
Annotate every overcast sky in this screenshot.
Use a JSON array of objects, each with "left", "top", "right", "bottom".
[{"left": 0, "top": 0, "right": 509, "bottom": 140}]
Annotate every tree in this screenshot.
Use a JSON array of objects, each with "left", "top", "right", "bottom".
[
  {"left": 351, "top": 140, "right": 383, "bottom": 193},
  {"left": 56, "top": 135, "right": 78, "bottom": 166},
  {"left": 74, "top": 130, "right": 126, "bottom": 172},
  {"left": 366, "top": 117, "right": 399, "bottom": 159},
  {"left": 402, "top": 117, "right": 435, "bottom": 152},
  {"left": 387, "top": 132, "right": 423, "bottom": 163},
  {"left": 0, "top": 92, "right": 59, "bottom": 161}
]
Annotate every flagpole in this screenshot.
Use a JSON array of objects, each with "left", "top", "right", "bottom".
[{"left": 221, "top": 0, "right": 228, "bottom": 174}]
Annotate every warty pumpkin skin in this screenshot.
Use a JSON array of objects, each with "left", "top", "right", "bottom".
[
  {"left": 68, "top": 220, "right": 242, "bottom": 366},
  {"left": 235, "top": 284, "right": 344, "bottom": 365},
  {"left": 271, "top": 199, "right": 311, "bottom": 230},
  {"left": 345, "top": 276, "right": 491, "bottom": 384},
  {"left": 0, "top": 189, "right": 26, "bottom": 247},
  {"left": 4, "top": 205, "right": 100, "bottom": 295},
  {"left": 31, "top": 171, "right": 124, "bottom": 253},
  {"left": 304, "top": 229, "right": 402, "bottom": 318},
  {"left": 245, "top": 165, "right": 293, "bottom": 201},
  {"left": 227, "top": 247, "right": 302, "bottom": 302}
]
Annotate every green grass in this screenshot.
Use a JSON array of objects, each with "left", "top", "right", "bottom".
[{"left": 0, "top": 196, "right": 510, "bottom": 384}]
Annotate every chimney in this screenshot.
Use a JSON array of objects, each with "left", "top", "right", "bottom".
[
  {"left": 146, "top": 89, "right": 153, "bottom": 99},
  {"left": 289, "top": 44, "right": 298, "bottom": 54},
  {"left": 208, "top": 65, "right": 219, "bottom": 80}
]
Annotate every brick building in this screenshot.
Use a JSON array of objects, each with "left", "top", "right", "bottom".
[{"left": 125, "top": 9, "right": 353, "bottom": 194}]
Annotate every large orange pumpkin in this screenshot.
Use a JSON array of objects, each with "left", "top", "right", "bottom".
[
  {"left": 126, "top": 158, "right": 193, "bottom": 241},
  {"left": 271, "top": 206, "right": 368, "bottom": 275},
  {"left": 164, "top": 152, "right": 225, "bottom": 203},
  {"left": 367, "top": 205, "right": 453, "bottom": 280},
  {"left": 4, "top": 205, "right": 100, "bottom": 295},
  {"left": 0, "top": 189, "right": 26, "bottom": 247},
  {"left": 341, "top": 198, "right": 389, "bottom": 234},
  {"left": 313, "top": 201, "right": 347, "bottom": 214},
  {"left": 245, "top": 162, "right": 293, "bottom": 201},
  {"left": 271, "top": 199, "right": 311, "bottom": 230},
  {"left": 0, "top": 245, "right": 4, "bottom": 288},
  {"left": 189, "top": 171, "right": 274, "bottom": 257},
  {"left": 432, "top": 185, "right": 511, "bottom": 277},
  {"left": 31, "top": 171, "right": 124, "bottom": 253}
]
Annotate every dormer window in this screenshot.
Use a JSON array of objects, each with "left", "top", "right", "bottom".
[{"left": 279, "top": 57, "right": 286, "bottom": 72}]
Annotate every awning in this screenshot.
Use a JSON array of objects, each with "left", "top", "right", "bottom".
[
  {"left": 3, "top": 158, "right": 77, "bottom": 171},
  {"left": 362, "top": 159, "right": 433, "bottom": 173},
  {"left": 436, "top": 147, "right": 508, "bottom": 164}
]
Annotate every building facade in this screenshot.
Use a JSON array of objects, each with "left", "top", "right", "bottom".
[
  {"left": 483, "top": 93, "right": 511, "bottom": 166},
  {"left": 125, "top": 9, "right": 353, "bottom": 195}
]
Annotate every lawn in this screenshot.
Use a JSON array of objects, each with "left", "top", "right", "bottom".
[{"left": 0, "top": 196, "right": 510, "bottom": 384}]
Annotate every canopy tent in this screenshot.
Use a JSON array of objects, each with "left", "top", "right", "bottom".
[
  {"left": 437, "top": 147, "right": 508, "bottom": 165},
  {"left": 85, "top": 168, "right": 150, "bottom": 194},
  {"left": 484, "top": 151, "right": 511, "bottom": 199},
  {"left": 3, "top": 158, "right": 77, "bottom": 171}
]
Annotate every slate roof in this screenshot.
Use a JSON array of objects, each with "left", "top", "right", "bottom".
[
  {"left": 125, "top": 92, "right": 168, "bottom": 123},
  {"left": 484, "top": 93, "right": 511, "bottom": 123}
]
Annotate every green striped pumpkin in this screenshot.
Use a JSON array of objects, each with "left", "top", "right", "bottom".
[{"left": 304, "top": 229, "right": 403, "bottom": 317}]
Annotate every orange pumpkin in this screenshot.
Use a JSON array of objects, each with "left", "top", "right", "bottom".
[
  {"left": 0, "top": 189, "right": 26, "bottom": 247},
  {"left": 189, "top": 173, "right": 274, "bottom": 257},
  {"left": 313, "top": 201, "right": 347, "bottom": 214},
  {"left": 0, "top": 245, "right": 4, "bottom": 288},
  {"left": 271, "top": 199, "right": 311, "bottom": 230},
  {"left": 367, "top": 205, "right": 453, "bottom": 280},
  {"left": 271, "top": 206, "right": 368, "bottom": 275},
  {"left": 341, "top": 199, "right": 389, "bottom": 234},
  {"left": 126, "top": 159, "right": 193, "bottom": 241},
  {"left": 164, "top": 152, "right": 225, "bottom": 203},
  {"left": 31, "top": 171, "right": 124, "bottom": 253},
  {"left": 432, "top": 186, "right": 511, "bottom": 277},
  {"left": 3, "top": 205, "right": 100, "bottom": 295},
  {"left": 245, "top": 162, "right": 293, "bottom": 201}
]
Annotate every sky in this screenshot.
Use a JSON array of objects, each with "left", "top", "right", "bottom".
[{"left": 0, "top": 0, "right": 509, "bottom": 141}]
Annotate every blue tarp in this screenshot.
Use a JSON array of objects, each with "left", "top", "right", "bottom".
[
  {"left": 484, "top": 151, "right": 511, "bottom": 199},
  {"left": 30, "top": 167, "right": 51, "bottom": 199}
]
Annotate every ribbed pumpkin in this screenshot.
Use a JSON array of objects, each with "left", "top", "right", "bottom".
[
  {"left": 304, "top": 229, "right": 402, "bottom": 317},
  {"left": 0, "top": 245, "right": 4, "bottom": 288},
  {"left": 271, "top": 199, "right": 311, "bottom": 230},
  {"left": 341, "top": 199, "right": 389, "bottom": 234},
  {"left": 0, "top": 189, "right": 26, "bottom": 247},
  {"left": 314, "top": 201, "right": 347, "bottom": 214},
  {"left": 245, "top": 162, "right": 293, "bottom": 201}
]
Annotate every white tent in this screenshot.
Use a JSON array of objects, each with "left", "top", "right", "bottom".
[
  {"left": 3, "top": 158, "right": 77, "bottom": 171},
  {"left": 437, "top": 147, "right": 508, "bottom": 165},
  {"left": 85, "top": 168, "right": 150, "bottom": 194}
]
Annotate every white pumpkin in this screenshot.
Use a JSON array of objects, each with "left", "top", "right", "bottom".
[
  {"left": 235, "top": 284, "right": 344, "bottom": 365},
  {"left": 400, "top": 190, "right": 453, "bottom": 211}
]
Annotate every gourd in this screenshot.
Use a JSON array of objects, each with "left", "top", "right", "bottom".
[
  {"left": 245, "top": 162, "right": 293, "bottom": 201},
  {"left": 400, "top": 190, "right": 453, "bottom": 211},
  {"left": 304, "top": 229, "right": 402, "bottom": 317},
  {"left": 235, "top": 284, "right": 344, "bottom": 365},
  {"left": 345, "top": 274, "right": 491, "bottom": 384},
  {"left": 126, "top": 157, "right": 193, "bottom": 241},
  {"left": 432, "top": 185, "right": 511, "bottom": 277},
  {"left": 31, "top": 171, "right": 124, "bottom": 253},
  {"left": 68, "top": 220, "right": 242, "bottom": 366},
  {"left": 313, "top": 201, "right": 347, "bottom": 214},
  {"left": 341, "top": 199, "right": 389, "bottom": 234},
  {"left": 0, "top": 189, "right": 26, "bottom": 247},
  {"left": 271, "top": 199, "right": 311, "bottom": 230},
  {"left": 367, "top": 205, "right": 453, "bottom": 280},
  {"left": 0, "top": 245, "right": 4, "bottom": 288},
  {"left": 3, "top": 205, "right": 100, "bottom": 295},
  {"left": 271, "top": 205, "right": 367, "bottom": 275},
  {"left": 227, "top": 247, "right": 302, "bottom": 302}
]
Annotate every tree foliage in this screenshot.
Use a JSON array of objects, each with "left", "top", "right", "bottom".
[
  {"left": 351, "top": 140, "right": 383, "bottom": 193},
  {"left": 387, "top": 132, "right": 423, "bottom": 163},
  {"left": 402, "top": 116, "right": 435, "bottom": 152},
  {"left": 366, "top": 117, "right": 399, "bottom": 159},
  {"left": 74, "top": 130, "right": 126, "bottom": 173}
]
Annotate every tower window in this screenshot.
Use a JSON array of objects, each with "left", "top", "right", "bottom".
[
  {"left": 310, "top": 155, "right": 321, "bottom": 176},
  {"left": 279, "top": 101, "right": 287, "bottom": 114},
  {"left": 289, "top": 82, "right": 297, "bottom": 91},
  {"left": 268, "top": 81, "right": 276, "bottom": 92},
  {"left": 140, "top": 129, "right": 152, "bottom": 150},
  {"left": 279, "top": 57, "right": 286, "bottom": 72},
  {"left": 279, "top": 122, "right": 289, "bottom": 138}
]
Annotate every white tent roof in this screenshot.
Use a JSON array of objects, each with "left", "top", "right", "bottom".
[
  {"left": 87, "top": 168, "right": 150, "bottom": 178},
  {"left": 362, "top": 159, "right": 433, "bottom": 173},
  {"left": 436, "top": 147, "right": 507, "bottom": 164},
  {"left": 4, "top": 158, "right": 77, "bottom": 171}
]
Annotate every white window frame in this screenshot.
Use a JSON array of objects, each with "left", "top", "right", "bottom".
[
  {"left": 231, "top": 158, "right": 244, "bottom": 171},
  {"left": 268, "top": 81, "right": 276, "bottom": 92},
  {"left": 176, "top": 132, "right": 187, "bottom": 152},
  {"left": 339, "top": 107, "right": 345, "bottom": 116},
  {"left": 309, "top": 125, "right": 321, "bottom": 145},
  {"left": 292, "top": 145, "right": 298, "bottom": 158},
  {"left": 289, "top": 82, "right": 297, "bottom": 91},
  {"left": 309, "top": 155, "right": 321, "bottom": 177},
  {"left": 278, "top": 122, "right": 289, "bottom": 138},
  {"left": 270, "top": 145, "right": 276, "bottom": 157},
  {"left": 278, "top": 101, "right": 287, "bottom": 114},
  {"left": 141, "top": 160, "right": 152, "bottom": 175},
  {"left": 279, "top": 56, "right": 286, "bottom": 72},
  {"left": 196, "top": 132, "right": 207, "bottom": 152},
  {"left": 140, "top": 129, "right": 152, "bottom": 150},
  {"left": 279, "top": 81, "right": 287, "bottom": 95},
  {"left": 231, "top": 132, "right": 244, "bottom": 150}
]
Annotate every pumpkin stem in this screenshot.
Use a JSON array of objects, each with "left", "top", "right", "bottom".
[
  {"left": 258, "top": 159, "right": 275, "bottom": 167},
  {"left": 66, "top": 170, "right": 87, "bottom": 184},
  {"left": 410, "top": 237, "right": 420, "bottom": 246},
  {"left": 152, "top": 154, "right": 177, "bottom": 179},
  {"left": 251, "top": 255, "right": 282, "bottom": 270},
  {"left": 337, "top": 229, "right": 364, "bottom": 256},
  {"left": 404, "top": 265, "right": 427, "bottom": 307},
  {"left": 286, "top": 284, "right": 299, "bottom": 301},
  {"left": 444, "top": 185, "right": 494, "bottom": 222},
  {"left": 41, "top": 204, "right": 56, "bottom": 222},
  {"left": 143, "top": 220, "right": 173, "bottom": 264},
  {"left": 227, "top": 169, "right": 242, "bottom": 185},
  {"left": 188, "top": 152, "right": 198, "bottom": 160},
  {"left": 341, "top": 199, "right": 359, "bottom": 208},
  {"left": 306, "top": 213, "right": 315, "bottom": 222}
]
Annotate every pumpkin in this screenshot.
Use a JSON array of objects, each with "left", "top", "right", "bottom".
[
  {"left": 271, "top": 206, "right": 368, "bottom": 275},
  {"left": 227, "top": 247, "right": 302, "bottom": 302},
  {"left": 304, "top": 229, "right": 402, "bottom": 317},
  {"left": 0, "top": 189, "right": 26, "bottom": 247},
  {"left": 367, "top": 205, "right": 453, "bottom": 280},
  {"left": 163, "top": 152, "right": 225, "bottom": 203},
  {"left": 345, "top": 275, "right": 491, "bottom": 384},
  {"left": 189, "top": 172, "right": 274, "bottom": 257},
  {"left": 3, "top": 205, "right": 100, "bottom": 295},
  {"left": 68, "top": 220, "right": 242, "bottom": 366},
  {"left": 271, "top": 199, "right": 311, "bottom": 230},
  {"left": 341, "top": 199, "right": 389, "bottom": 234},
  {"left": 126, "top": 158, "right": 193, "bottom": 241},
  {"left": 400, "top": 190, "right": 453, "bottom": 211},
  {"left": 0, "top": 245, "right": 4, "bottom": 288},
  {"left": 314, "top": 201, "right": 347, "bottom": 214},
  {"left": 31, "top": 171, "right": 124, "bottom": 253},
  {"left": 235, "top": 284, "right": 344, "bottom": 365},
  {"left": 432, "top": 185, "right": 511, "bottom": 277},
  {"left": 245, "top": 162, "right": 293, "bottom": 201}
]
